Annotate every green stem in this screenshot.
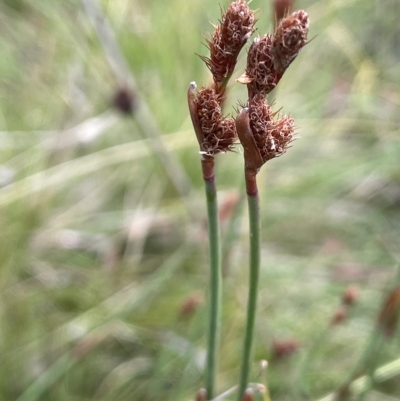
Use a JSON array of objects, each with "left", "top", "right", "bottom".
[
  {"left": 292, "top": 327, "right": 330, "bottom": 399},
  {"left": 317, "top": 349, "right": 400, "bottom": 401},
  {"left": 202, "top": 156, "right": 221, "bottom": 399},
  {"left": 238, "top": 169, "right": 260, "bottom": 400}
]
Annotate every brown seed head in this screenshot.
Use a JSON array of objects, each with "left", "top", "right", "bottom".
[
  {"left": 377, "top": 286, "right": 400, "bottom": 338},
  {"left": 195, "top": 388, "right": 207, "bottom": 401},
  {"left": 188, "top": 84, "right": 237, "bottom": 154},
  {"left": 342, "top": 285, "right": 359, "bottom": 306},
  {"left": 272, "top": 338, "right": 300, "bottom": 359},
  {"left": 241, "top": 388, "right": 254, "bottom": 401},
  {"left": 222, "top": 0, "right": 255, "bottom": 51},
  {"left": 179, "top": 294, "right": 202, "bottom": 319},
  {"left": 331, "top": 305, "right": 348, "bottom": 325},
  {"left": 238, "top": 34, "right": 278, "bottom": 97},
  {"left": 272, "top": 10, "right": 309, "bottom": 74},
  {"left": 201, "top": 1, "right": 255, "bottom": 90},
  {"left": 113, "top": 87, "right": 136, "bottom": 115},
  {"left": 248, "top": 95, "right": 295, "bottom": 162}
]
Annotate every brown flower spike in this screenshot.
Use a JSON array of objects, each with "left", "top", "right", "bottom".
[
  {"left": 188, "top": 1, "right": 256, "bottom": 169},
  {"left": 236, "top": 96, "right": 295, "bottom": 173},
  {"left": 188, "top": 83, "right": 237, "bottom": 155},
  {"left": 238, "top": 10, "right": 309, "bottom": 97},
  {"left": 238, "top": 35, "right": 278, "bottom": 98},
  {"left": 200, "top": 0, "right": 255, "bottom": 92},
  {"left": 272, "top": 10, "right": 309, "bottom": 74}
]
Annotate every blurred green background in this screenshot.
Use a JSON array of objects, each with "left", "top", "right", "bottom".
[{"left": 1, "top": 0, "right": 400, "bottom": 400}]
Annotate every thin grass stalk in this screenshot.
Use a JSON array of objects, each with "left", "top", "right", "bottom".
[
  {"left": 237, "top": 169, "right": 260, "bottom": 401},
  {"left": 352, "top": 332, "right": 385, "bottom": 401},
  {"left": 292, "top": 328, "right": 330, "bottom": 399},
  {"left": 317, "top": 353, "right": 400, "bottom": 401},
  {"left": 202, "top": 155, "right": 222, "bottom": 399}
]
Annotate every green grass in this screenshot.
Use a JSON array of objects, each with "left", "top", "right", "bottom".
[{"left": 1, "top": 0, "right": 400, "bottom": 400}]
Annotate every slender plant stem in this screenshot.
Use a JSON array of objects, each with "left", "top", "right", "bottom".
[
  {"left": 292, "top": 327, "right": 330, "bottom": 399},
  {"left": 238, "top": 169, "right": 260, "bottom": 400},
  {"left": 202, "top": 156, "right": 222, "bottom": 399},
  {"left": 317, "top": 351, "right": 400, "bottom": 401}
]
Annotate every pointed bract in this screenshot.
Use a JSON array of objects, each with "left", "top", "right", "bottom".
[{"left": 235, "top": 107, "right": 263, "bottom": 172}]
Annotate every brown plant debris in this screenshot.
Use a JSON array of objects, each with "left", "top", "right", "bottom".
[
  {"left": 201, "top": 0, "right": 255, "bottom": 90},
  {"left": 248, "top": 95, "right": 295, "bottom": 163},
  {"left": 193, "top": 87, "right": 237, "bottom": 154},
  {"left": 272, "top": 10, "right": 309, "bottom": 74},
  {"left": 331, "top": 305, "right": 348, "bottom": 325}
]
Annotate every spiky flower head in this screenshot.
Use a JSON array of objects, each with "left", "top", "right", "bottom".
[
  {"left": 238, "top": 35, "right": 278, "bottom": 98},
  {"left": 238, "top": 10, "right": 309, "bottom": 98},
  {"left": 272, "top": 10, "right": 309, "bottom": 74},
  {"left": 249, "top": 95, "right": 295, "bottom": 162},
  {"left": 235, "top": 96, "right": 295, "bottom": 171},
  {"left": 201, "top": 0, "right": 255, "bottom": 92},
  {"left": 188, "top": 83, "right": 237, "bottom": 155}
]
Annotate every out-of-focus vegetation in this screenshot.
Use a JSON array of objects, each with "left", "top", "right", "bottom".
[{"left": 1, "top": 0, "right": 400, "bottom": 400}]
